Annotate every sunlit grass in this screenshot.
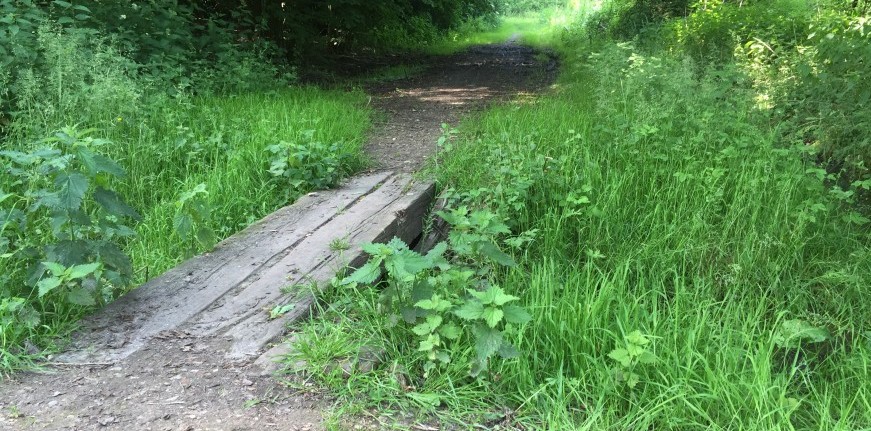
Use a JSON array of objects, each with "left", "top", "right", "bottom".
[{"left": 288, "top": 8, "right": 871, "bottom": 429}]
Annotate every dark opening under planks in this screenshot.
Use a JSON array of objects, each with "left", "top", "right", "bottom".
[{"left": 55, "top": 172, "right": 435, "bottom": 364}]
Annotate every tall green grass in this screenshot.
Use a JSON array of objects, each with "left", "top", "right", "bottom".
[
  {"left": 288, "top": 19, "right": 870, "bottom": 430},
  {"left": 432, "top": 41, "right": 871, "bottom": 429}
]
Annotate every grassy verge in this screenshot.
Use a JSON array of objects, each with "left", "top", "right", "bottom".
[
  {"left": 1, "top": 80, "right": 371, "bottom": 371},
  {"left": 286, "top": 12, "right": 871, "bottom": 430}
]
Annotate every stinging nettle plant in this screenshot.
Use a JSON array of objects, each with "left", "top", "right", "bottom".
[
  {"left": 339, "top": 206, "right": 532, "bottom": 378},
  {"left": 1, "top": 126, "right": 140, "bottom": 331}
]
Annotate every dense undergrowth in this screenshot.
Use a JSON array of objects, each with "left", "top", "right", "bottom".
[
  {"left": 289, "top": 1, "right": 871, "bottom": 429},
  {"left": 0, "top": 2, "right": 372, "bottom": 370}
]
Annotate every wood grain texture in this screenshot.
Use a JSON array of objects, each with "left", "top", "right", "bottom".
[{"left": 55, "top": 172, "right": 434, "bottom": 363}]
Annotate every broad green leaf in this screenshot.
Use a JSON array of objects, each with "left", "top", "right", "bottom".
[
  {"left": 415, "top": 295, "right": 451, "bottom": 312},
  {"left": 608, "top": 348, "right": 632, "bottom": 367},
  {"left": 438, "top": 323, "right": 461, "bottom": 340},
  {"left": 625, "top": 330, "right": 650, "bottom": 346},
  {"left": 492, "top": 288, "right": 519, "bottom": 306},
  {"left": 42, "top": 261, "right": 66, "bottom": 276},
  {"left": 97, "top": 243, "right": 133, "bottom": 277},
  {"left": 473, "top": 324, "right": 503, "bottom": 362},
  {"left": 638, "top": 351, "right": 657, "bottom": 364},
  {"left": 94, "top": 187, "right": 141, "bottom": 220},
  {"left": 774, "top": 319, "right": 831, "bottom": 348},
  {"left": 397, "top": 249, "right": 431, "bottom": 274},
  {"left": 453, "top": 300, "right": 484, "bottom": 320},
  {"left": 53, "top": 0, "right": 72, "bottom": 8},
  {"left": 75, "top": 148, "right": 125, "bottom": 177},
  {"left": 417, "top": 333, "right": 440, "bottom": 351},
  {"left": 412, "top": 315, "right": 442, "bottom": 335},
  {"left": 435, "top": 351, "right": 451, "bottom": 364},
  {"left": 66, "top": 287, "right": 96, "bottom": 306},
  {"left": 627, "top": 343, "right": 645, "bottom": 357},
  {"left": 67, "top": 262, "right": 100, "bottom": 279},
  {"left": 425, "top": 241, "right": 448, "bottom": 260},
  {"left": 477, "top": 241, "right": 516, "bottom": 267},
  {"left": 410, "top": 280, "right": 434, "bottom": 302},
  {"left": 173, "top": 213, "right": 193, "bottom": 238},
  {"left": 361, "top": 242, "right": 389, "bottom": 256},
  {"left": 498, "top": 342, "right": 520, "bottom": 359},
  {"left": 482, "top": 307, "right": 503, "bottom": 328},
  {"left": 343, "top": 260, "right": 382, "bottom": 285},
  {"left": 195, "top": 226, "right": 217, "bottom": 249},
  {"left": 37, "top": 277, "right": 62, "bottom": 297},
  {"left": 626, "top": 372, "right": 640, "bottom": 389},
  {"left": 502, "top": 305, "right": 532, "bottom": 324},
  {"left": 54, "top": 172, "right": 89, "bottom": 210}
]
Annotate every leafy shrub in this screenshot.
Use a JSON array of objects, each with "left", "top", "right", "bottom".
[
  {"left": 340, "top": 207, "right": 531, "bottom": 379},
  {"left": 1, "top": 127, "right": 139, "bottom": 363},
  {"left": 664, "top": 0, "right": 811, "bottom": 65},
  {"left": 795, "top": 13, "right": 871, "bottom": 184},
  {"left": 267, "top": 130, "right": 355, "bottom": 201}
]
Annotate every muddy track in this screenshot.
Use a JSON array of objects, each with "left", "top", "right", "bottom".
[{"left": 0, "top": 41, "right": 556, "bottom": 431}]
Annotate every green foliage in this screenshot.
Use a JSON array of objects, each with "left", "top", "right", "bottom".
[
  {"left": 608, "top": 330, "right": 657, "bottom": 389},
  {"left": 429, "top": 30, "right": 871, "bottom": 427},
  {"left": 339, "top": 207, "right": 531, "bottom": 378},
  {"left": 1, "top": 127, "right": 138, "bottom": 362},
  {"left": 267, "top": 129, "right": 353, "bottom": 199},
  {"left": 172, "top": 183, "right": 216, "bottom": 255}
]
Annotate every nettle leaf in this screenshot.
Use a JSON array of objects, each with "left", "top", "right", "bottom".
[
  {"left": 425, "top": 241, "right": 448, "bottom": 261},
  {"left": 417, "top": 333, "right": 440, "bottom": 351},
  {"left": 482, "top": 306, "right": 504, "bottom": 328},
  {"left": 398, "top": 248, "right": 432, "bottom": 275},
  {"left": 608, "top": 348, "right": 632, "bottom": 367},
  {"left": 76, "top": 148, "right": 125, "bottom": 177},
  {"left": 97, "top": 242, "right": 133, "bottom": 277},
  {"left": 66, "top": 287, "right": 96, "bottom": 306},
  {"left": 173, "top": 213, "right": 193, "bottom": 239},
  {"left": 478, "top": 241, "right": 516, "bottom": 267},
  {"left": 498, "top": 341, "right": 520, "bottom": 359},
  {"left": 627, "top": 343, "right": 645, "bottom": 357},
  {"left": 195, "top": 226, "right": 217, "bottom": 249},
  {"left": 410, "top": 280, "right": 434, "bottom": 303},
  {"left": 473, "top": 324, "right": 503, "bottom": 362},
  {"left": 625, "top": 330, "right": 650, "bottom": 346},
  {"left": 37, "top": 277, "right": 62, "bottom": 297},
  {"left": 492, "top": 287, "right": 519, "bottom": 306},
  {"left": 470, "top": 285, "right": 515, "bottom": 305},
  {"left": 415, "top": 295, "right": 451, "bottom": 312},
  {"left": 94, "top": 187, "right": 141, "bottom": 220},
  {"left": 400, "top": 305, "right": 425, "bottom": 324},
  {"left": 42, "top": 261, "right": 66, "bottom": 276},
  {"left": 361, "top": 241, "right": 390, "bottom": 256},
  {"left": 502, "top": 305, "right": 532, "bottom": 324},
  {"left": 638, "top": 351, "right": 657, "bottom": 365},
  {"left": 412, "top": 315, "right": 443, "bottom": 336},
  {"left": 54, "top": 172, "right": 89, "bottom": 210},
  {"left": 344, "top": 260, "right": 382, "bottom": 285},
  {"left": 439, "top": 323, "right": 461, "bottom": 340},
  {"left": 454, "top": 300, "right": 484, "bottom": 320},
  {"left": 67, "top": 262, "right": 100, "bottom": 279}
]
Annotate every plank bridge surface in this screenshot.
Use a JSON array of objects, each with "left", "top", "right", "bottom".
[{"left": 57, "top": 171, "right": 434, "bottom": 365}]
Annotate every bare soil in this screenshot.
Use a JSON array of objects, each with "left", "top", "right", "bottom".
[{"left": 0, "top": 40, "right": 555, "bottom": 431}]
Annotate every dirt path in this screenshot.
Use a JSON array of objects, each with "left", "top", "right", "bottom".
[
  {"left": 365, "top": 40, "right": 557, "bottom": 171},
  {"left": 0, "top": 40, "right": 555, "bottom": 431}
]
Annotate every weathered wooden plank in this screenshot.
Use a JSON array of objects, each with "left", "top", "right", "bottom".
[
  {"left": 55, "top": 172, "right": 396, "bottom": 363},
  {"left": 217, "top": 178, "right": 435, "bottom": 358}
]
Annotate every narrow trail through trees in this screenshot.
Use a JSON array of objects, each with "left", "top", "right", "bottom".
[{"left": 0, "top": 40, "right": 555, "bottom": 431}]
